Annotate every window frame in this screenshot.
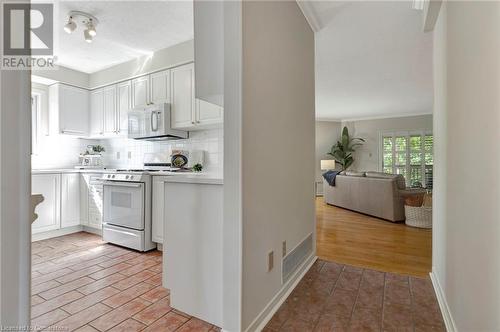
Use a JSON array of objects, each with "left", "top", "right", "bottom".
[{"left": 379, "top": 129, "right": 433, "bottom": 187}]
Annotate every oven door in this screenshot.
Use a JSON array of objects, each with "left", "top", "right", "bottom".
[{"left": 103, "top": 181, "right": 145, "bottom": 230}]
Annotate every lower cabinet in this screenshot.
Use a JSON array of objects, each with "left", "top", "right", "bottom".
[
  {"left": 61, "top": 173, "right": 80, "bottom": 228},
  {"left": 32, "top": 172, "right": 103, "bottom": 238},
  {"left": 152, "top": 177, "right": 165, "bottom": 243},
  {"left": 32, "top": 174, "right": 61, "bottom": 234}
]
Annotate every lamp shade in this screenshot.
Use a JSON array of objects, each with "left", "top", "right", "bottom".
[{"left": 321, "top": 159, "right": 336, "bottom": 170}]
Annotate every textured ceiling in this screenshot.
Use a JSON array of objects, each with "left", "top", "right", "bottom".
[
  {"left": 53, "top": 1, "right": 193, "bottom": 73},
  {"left": 309, "top": 1, "right": 433, "bottom": 120}
]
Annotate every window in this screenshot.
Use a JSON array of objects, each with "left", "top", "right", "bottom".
[{"left": 381, "top": 131, "right": 433, "bottom": 188}]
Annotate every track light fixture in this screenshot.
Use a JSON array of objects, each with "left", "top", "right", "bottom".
[{"left": 64, "top": 11, "right": 99, "bottom": 43}]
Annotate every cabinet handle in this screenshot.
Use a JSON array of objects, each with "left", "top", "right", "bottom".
[
  {"left": 191, "top": 121, "right": 195, "bottom": 125},
  {"left": 196, "top": 120, "right": 200, "bottom": 124}
]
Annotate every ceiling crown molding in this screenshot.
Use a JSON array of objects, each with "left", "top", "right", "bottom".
[{"left": 296, "top": 0, "right": 322, "bottom": 32}]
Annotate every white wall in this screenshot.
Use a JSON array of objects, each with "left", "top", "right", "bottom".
[
  {"left": 240, "top": 1, "right": 315, "bottom": 330},
  {"left": 32, "top": 40, "right": 194, "bottom": 90},
  {"left": 89, "top": 40, "right": 194, "bottom": 89},
  {"left": 432, "top": 2, "right": 500, "bottom": 330},
  {"left": 344, "top": 115, "right": 433, "bottom": 171}
]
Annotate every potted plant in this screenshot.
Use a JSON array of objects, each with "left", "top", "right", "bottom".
[{"left": 328, "top": 126, "right": 365, "bottom": 171}]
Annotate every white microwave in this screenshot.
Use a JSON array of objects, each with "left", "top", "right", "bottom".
[{"left": 128, "top": 103, "right": 188, "bottom": 140}]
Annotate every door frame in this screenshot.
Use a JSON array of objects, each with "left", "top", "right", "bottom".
[{"left": 0, "top": 68, "right": 32, "bottom": 325}]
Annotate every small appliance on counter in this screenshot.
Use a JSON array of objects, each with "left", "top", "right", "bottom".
[{"left": 77, "top": 145, "right": 105, "bottom": 169}]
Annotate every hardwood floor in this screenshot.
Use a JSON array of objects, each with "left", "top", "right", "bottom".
[{"left": 316, "top": 198, "right": 432, "bottom": 277}]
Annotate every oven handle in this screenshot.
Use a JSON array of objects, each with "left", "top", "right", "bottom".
[{"left": 101, "top": 181, "right": 143, "bottom": 188}]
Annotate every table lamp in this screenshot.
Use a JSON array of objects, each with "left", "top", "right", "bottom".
[{"left": 321, "top": 159, "right": 336, "bottom": 171}]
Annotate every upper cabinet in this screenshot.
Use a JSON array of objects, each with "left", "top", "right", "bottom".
[
  {"left": 49, "top": 84, "right": 89, "bottom": 137},
  {"left": 132, "top": 69, "right": 170, "bottom": 108},
  {"left": 171, "top": 63, "right": 223, "bottom": 130},
  {"left": 132, "top": 75, "right": 150, "bottom": 108},
  {"left": 90, "top": 89, "right": 104, "bottom": 137},
  {"left": 194, "top": 0, "right": 224, "bottom": 107},
  {"left": 103, "top": 85, "right": 117, "bottom": 135},
  {"left": 150, "top": 70, "right": 171, "bottom": 105},
  {"left": 52, "top": 63, "right": 223, "bottom": 139},
  {"left": 116, "top": 81, "right": 131, "bottom": 135},
  {"left": 171, "top": 63, "right": 196, "bottom": 129}
]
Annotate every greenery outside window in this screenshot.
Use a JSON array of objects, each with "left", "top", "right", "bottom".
[{"left": 381, "top": 130, "right": 433, "bottom": 188}]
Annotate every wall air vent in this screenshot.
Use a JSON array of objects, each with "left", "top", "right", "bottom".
[{"left": 282, "top": 233, "right": 313, "bottom": 284}]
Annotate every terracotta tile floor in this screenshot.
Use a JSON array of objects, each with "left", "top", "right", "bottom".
[
  {"left": 31, "top": 232, "right": 219, "bottom": 332},
  {"left": 265, "top": 260, "right": 445, "bottom": 332}
]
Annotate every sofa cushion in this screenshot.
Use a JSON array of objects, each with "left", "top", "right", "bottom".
[
  {"left": 365, "top": 172, "right": 406, "bottom": 189},
  {"left": 345, "top": 171, "right": 365, "bottom": 177}
]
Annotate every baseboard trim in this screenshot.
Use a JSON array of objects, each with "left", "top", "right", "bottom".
[
  {"left": 82, "top": 226, "right": 102, "bottom": 236},
  {"left": 429, "top": 269, "right": 457, "bottom": 332},
  {"left": 32, "top": 225, "right": 83, "bottom": 241},
  {"left": 244, "top": 254, "right": 317, "bottom": 332}
]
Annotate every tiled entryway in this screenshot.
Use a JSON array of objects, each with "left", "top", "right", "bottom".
[
  {"left": 265, "top": 260, "right": 445, "bottom": 331},
  {"left": 31, "top": 232, "right": 219, "bottom": 332}
]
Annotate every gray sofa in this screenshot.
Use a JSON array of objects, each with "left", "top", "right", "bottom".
[{"left": 323, "top": 171, "right": 425, "bottom": 222}]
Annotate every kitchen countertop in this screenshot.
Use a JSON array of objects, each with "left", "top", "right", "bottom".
[
  {"left": 152, "top": 173, "right": 223, "bottom": 185},
  {"left": 31, "top": 168, "right": 223, "bottom": 184}
]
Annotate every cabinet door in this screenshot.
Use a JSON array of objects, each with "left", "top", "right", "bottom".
[
  {"left": 132, "top": 75, "right": 150, "bottom": 108},
  {"left": 152, "top": 178, "right": 165, "bottom": 243},
  {"left": 32, "top": 174, "right": 61, "bottom": 234},
  {"left": 150, "top": 70, "right": 170, "bottom": 105},
  {"left": 195, "top": 98, "right": 223, "bottom": 128},
  {"left": 59, "top": 85, "right": 89, "bottom": 136},
  {"left": 80, "top": 174, "right": 89, "bottom": 226},
  {"left": 61, "top": 173, "right": 80, "bottom": 228},
  {"left": 90, "top": 89, "right": 104, "bottom": 137},
  {"left": 103, "top": 85, "right": 117, "bottom": 135},
  {"left": 116, "top": 81, "right": 131, "bottom": 135},
  {"left": 88, "top": 175, "right": 103, "bottom": 230},
  {"left": 171, "top": 63, "right": 195, "bottom": 129}
]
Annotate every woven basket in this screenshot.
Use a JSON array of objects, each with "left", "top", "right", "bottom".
[{"left": 405, "top": 205, "right": 432, "bottom": 228}]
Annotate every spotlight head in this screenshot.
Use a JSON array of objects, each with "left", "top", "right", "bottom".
[
  {"left": 87, "top": 20, "right": 97, "bottom": 37},
  {"left": 84, "top": 29, "right": 93, "bottom": 43},
  {"left": 64, "top": 17, "right": 76, "bottom": 34}
]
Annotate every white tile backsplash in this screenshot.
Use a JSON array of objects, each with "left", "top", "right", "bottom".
[
  {"left": 31, "top": 135, "right": 99, "bottom": 169},
  {"left": 100, "top": 128, "right": 223, "bottom": 171}
]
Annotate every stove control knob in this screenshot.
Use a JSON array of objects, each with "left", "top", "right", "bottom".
[
  {"left": 125, "top": 175, "right": 130, "bottom": 179},
  {"left": 129, "top": 176, "right": 134, "bottom": 180},
  {"left": 111, "top": 175, "right": 115, "bottom": 179}
]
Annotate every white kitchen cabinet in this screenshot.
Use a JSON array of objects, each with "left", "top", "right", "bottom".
[
  {"left": 49, "top": 84, "right": 89, "bottom": 136},
  {"left": 163, "top": 180, "right": 223, "bottom": 326},
  {"left": 171, "top": 63, "right": 196, "bottom": 129},
  {"left": 32, "top": 174, "right": 61, "bottom": 234},
  {"left": 150, "top": 70, "right": 171, "bottom": 105},
  {"left": 194, "top": 0, "right": 224, "bottom": 107},
  {"left": 196, "top": 98, "right": 223, "bottom": 127},
  {"left": 103, "top": 85, "right": 117, "bottom": 135},
  {"left": 151, "top": 177, "right": 165, "bottom": 243},
  {"left": 87, "top": 174, "right": 103, "bottom": 229},
  {"left": 90, "top": 89, "right": 104, "bottom": 137},
  {"left": 61, "top": 173, "right": 80, "bottom": 228},
  {"left": 171, "top": 63, "right": 223, "bottom": 130},
  {"left": 116, "top": 81, "right": 131, "bottom": 135},
  {"left": 132, "top": 75, "right": 150, "bottom": 108},
  {"left": 80, "top": 174, "right": 89, "bottom": 226}
]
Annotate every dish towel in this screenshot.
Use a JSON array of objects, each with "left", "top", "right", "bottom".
[{"left": 323, "top": 170, "right": 341, "bottom": 186}]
